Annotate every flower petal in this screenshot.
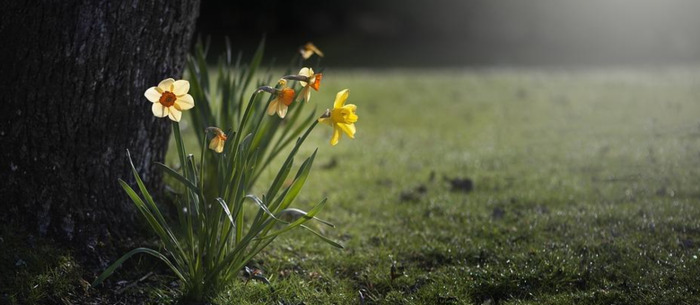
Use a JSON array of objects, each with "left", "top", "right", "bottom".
[
  {"left": 297, "top": 87, "right": 310, "bottom": 102},
  {"left": 173, "top": 80, "right": 190, "bottom": 96},
  {"left": 305, "top": 43, "right": 324, "bottom": 57},
  {"left": 168, "top": 107, "right": 182, "bottom": 122},
  {"left": 334, "top": 89, "right": 349, "bottom": 109},
  {"left": 330, "top": 125, "right": 341, "bottom": 146},
  {"left": 175, "top": 94, "right": 194, "bottom": 110},
  {"left": 338, "top": 123, "right": 356, "bottom": 139},
  {"left": 145, "top": 87, "right": 161, "bottom": 103},
  {"left": 298, "top": 67, "right": 312, "bottom": 87},
  {"left": 343, "top": 104, "right": 358, "bottom": 122},
  {"left": 300, "top": 50, "right": 313, "bottom": 60},
  {"left": 277, "top": 104, "right": 288, "bottom": 118},
  {"left": 158, "top": 78, "right": 175, "bottom": 92},
  {"left": 267, "top": 100, "right": 279, "bottom": 116},
  {"left": 312, "top": 46, "right": 324, "bottom": 57},
  {"left": 209, "top": 138, "right": 224, "bottom": 153},
  {"left": 152, "top": 103, "right": 168, "bottom": 118},
  {"left": 299, "top": 67, "right": 313, "bottom": 77},
  {"left": 347, "top": 123, "right": 356, "bottom": 135}
]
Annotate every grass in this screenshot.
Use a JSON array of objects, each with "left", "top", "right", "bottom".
[
  {"left": 3, "top": 68, "right": 700, "bottom": 304},
  {"left": 214, "top": 68, "right": 700, "bottom": 304},
  {"left": 0, "top": 231, "right": 83, "bottom": 304}
]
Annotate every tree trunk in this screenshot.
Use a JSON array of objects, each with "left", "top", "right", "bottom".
[{"left": 0, "top": 0, "right": 200, "bottom": 254}]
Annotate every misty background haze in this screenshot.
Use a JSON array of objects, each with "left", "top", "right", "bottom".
[{"left": 196, "top": 0, "right": 700, "bottom": 67}]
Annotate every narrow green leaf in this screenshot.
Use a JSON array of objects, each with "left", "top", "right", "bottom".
[
  {"left": 216, "top": 197, "right": 235, "bottom": 227},
  {"left": 243, "top": 37, "right": 265, "bottom": 92},
  {"left": 259, "top": 198, "right": 327, "bottom": 240},
  {"left": 196, "top": 41, "right": 210, "bottom": 89},
  {"left": 300, "top": 225, "right": 343, "bottom": 249},
  {"left": 118, "top": 180, "right": 184, "bottom": 264},
  {"left": 271, "top": 149, "right": 317, "bottom": 212},
  {"left": 245, "top": 194, "right": 279, "bottom": 221},
  {"left": 264, "top": 120, "right": 319, "bottom": 208},
  {"left": 155, "top": 162, "right": 199, "bottom": 194},
  {"left": 125, "top": 151, "right": 176, "bottom": 240},
  {"left": 91, "top": 247, "right": 184, "bottom": 288},
  {"left": 278, "top": 208, "right": 335, "bottom": 227}
]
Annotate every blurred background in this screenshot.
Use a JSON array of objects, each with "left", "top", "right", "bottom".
[{"left": 196, "top": 0, "right": 700, "bottom": 67}]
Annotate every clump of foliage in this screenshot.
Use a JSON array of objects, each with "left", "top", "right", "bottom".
[{"left": 92, "top": 40, "right": 358, "bottom": 303}]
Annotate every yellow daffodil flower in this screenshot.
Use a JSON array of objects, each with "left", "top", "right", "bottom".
[
  {"left": 266, "top": 79, "right": 296, "bottom": 118},
  {"left": 318, "top": 89, "right": 358, "bottom": 146},
  {"left": 299, "top": 42, "right": 324, "bottom": 59},
  {"left": 207, "top": 127, "right": 227, "bottom": 153},
  {"left": 297, "top": 67, "right": 322, "bottom": 103},
  {"left": 144, "top": 78, "right": 194, "bottom": 122}
]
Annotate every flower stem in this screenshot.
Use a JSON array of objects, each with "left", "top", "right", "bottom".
[
  {"left": 224, "top": 89, "right": 263, "bottom": 201},
  {"left": 172, "top": 121, "right": 196, "bottom": 272},
  {"left": 172, "top": 122, "right": 187, "bottom": 177}
]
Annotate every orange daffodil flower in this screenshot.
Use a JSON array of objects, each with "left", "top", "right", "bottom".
[
  {"left": 297, "top": 67, "right": 322, "bottom": 103},
  {"left": 299, "top": 42, "right": 324, "bottom": 60},
  {"left": 145, "top": 78, "right": 194, "bottom": 122},
  {"left": 266, "top": 79, "right": 296, "bottom": 118},
  {"left": 207, "top": 127, "right": 227, "bottom": 153},
  {"left": 319, "top": 89, "right": 358, "bottom": 146}
]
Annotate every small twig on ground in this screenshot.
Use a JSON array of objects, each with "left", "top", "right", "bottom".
[{"left": 115, "top": 272, "right": 154, "bottom": 295}]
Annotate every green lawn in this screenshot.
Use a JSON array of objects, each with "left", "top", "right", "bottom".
[
  {"left": 4, "top": 68, "right": 700, "bottom": 304},
  {"left": 219, "top": 68, "right": 700, "bottom": 304}
]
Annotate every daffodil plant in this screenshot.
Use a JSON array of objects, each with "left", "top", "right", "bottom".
[
  {"left": 185, "top": 39, "right": 324, "bottom": 196},
  {"left": 92, "top": 41, "right": 358, "bottom": 303}
]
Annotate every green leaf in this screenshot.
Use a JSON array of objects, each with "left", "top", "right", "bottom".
[
  {"left": 156, "top": 162, "right": 199, "bottom": 194},
  {"left": 118, "top": 180, "right": 184, "bottom": 265},
  {"left": 278, "top": 208, "right": 335, "bottom": 227},
  {"left": 300, "top": 225, "right": 344, "bottom": 249},
  {"left": 259, "top": 198, "right": 328, "bottom": 240},
  {"left": 243, "top": 37, "right": 266, "bottom": 93},
  {"left": 91, "top": 247, "right": 184, "bottom": 288},
  {"left": 276, "top": 149, "right": 317, "bottom": 211},
  {"left": 245, "top": 194, "right": 279, "bottom": 221},
  {"left": 127, "top": 151, "right": 175, "bottom": 234},
  {"left": 216, "top": 197, "right": 235, "bottom": 227},
  {"left": 185, "top": 56, "right": 212, "bottom": 144},
  {"left": 123, "top": 151, "right": 186, "bottom": 266},
  {"left": 264, "top": 120, "right": 320, "bottom": 209}
]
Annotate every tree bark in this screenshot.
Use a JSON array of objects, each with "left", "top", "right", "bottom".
[{"left": 0, "top": 0, "right": 200, "bottom": 253}]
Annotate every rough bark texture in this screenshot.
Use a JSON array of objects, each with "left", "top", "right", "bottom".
[{"left": 0, "top": 0, "right": 200, "bottom": 255}]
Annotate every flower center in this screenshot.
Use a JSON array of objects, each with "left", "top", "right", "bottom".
[
  {"left": 280, "top": 88, "right": 296, "bottom": 106},
  {"left": 159, "top": 91, "right": 177, "bottom": 107},
  {"left": 331, "top": 107, "right": 357, "bottom": 124},
  {"left": 310, "top": 74, "right": 322, "bottom": 91}
]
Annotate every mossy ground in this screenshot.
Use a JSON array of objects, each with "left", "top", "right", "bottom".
[{"left": 3, "top": 68, "right": 700, "bottom": 304}]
